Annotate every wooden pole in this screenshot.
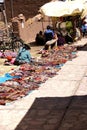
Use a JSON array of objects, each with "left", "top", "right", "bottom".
[
  {"left": 3, "top": 0, "right": 9, "bottom": 37},
  {"left": 10, "top": 0, "right": 14, "bottom": 18}
]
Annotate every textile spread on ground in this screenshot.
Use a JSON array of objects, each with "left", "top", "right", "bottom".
[{"left": 0, "top": 45, "right": 77, "bottom": 105}]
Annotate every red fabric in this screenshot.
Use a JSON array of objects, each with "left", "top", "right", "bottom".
[{"left": 6, "top": 56, "right": 12, "bottom": 61}]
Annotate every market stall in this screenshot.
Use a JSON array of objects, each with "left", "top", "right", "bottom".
[
  {"left": 0, "top": 45, "right": 77, "bottom": 105},
  {"left": 39, "top": 0, "right": 87, "bottom": 40}
]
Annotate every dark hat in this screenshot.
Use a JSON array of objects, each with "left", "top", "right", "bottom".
[{"left": 23, "top": 44, "right": 31, "bottom": 50}]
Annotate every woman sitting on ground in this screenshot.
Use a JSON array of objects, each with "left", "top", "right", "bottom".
[
  {"left": 14, "top": 43, "right": 31, "bottom": 65},
  {"left": 57, "top": 33, "right": 66, "bottom": 46},
  {"left": 35, "top": 31, "right": 45, "bottom": 45}
]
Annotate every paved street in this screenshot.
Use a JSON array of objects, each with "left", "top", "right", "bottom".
[{"left": 0, "top": 38, "right": 87, "bottom": 130}]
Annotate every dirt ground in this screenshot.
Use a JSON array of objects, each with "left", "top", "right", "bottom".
[{"left": 30, "top": 45, "right": 43, "bottom": 57}]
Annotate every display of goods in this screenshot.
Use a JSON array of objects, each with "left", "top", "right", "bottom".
[
  {"left": 0, "top": 44, "right": 77, "bottom": 105},
  {"left": 4, "top": 50, "right": 17, "bottom": 58}
]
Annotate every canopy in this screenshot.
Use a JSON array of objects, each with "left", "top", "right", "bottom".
[
  {"left": 81, "top": 2, "right": 87, "bottom": 19},
  {"left": 39, "top": 0, "right": 84, "bottom": 17}
]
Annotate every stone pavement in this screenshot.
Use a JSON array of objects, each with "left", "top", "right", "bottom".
[{"left": 0, "top": 38, "right": 87, "bottom": 130}]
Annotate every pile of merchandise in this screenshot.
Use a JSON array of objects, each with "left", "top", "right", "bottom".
[
  {"left": 0, "top": 45, "right": 77, "bottom": 105},
  {"left": 38, "top": 45, "right": 77, "bottom": 66}
]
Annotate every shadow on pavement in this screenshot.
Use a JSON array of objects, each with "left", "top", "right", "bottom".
[
  {"left": 15, "top": 95, "right": 87, "bottom": 130},
  {"left": 77, "top": 44, "right": 87, "bottom": 51}
]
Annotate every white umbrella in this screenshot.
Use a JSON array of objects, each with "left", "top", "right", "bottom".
[
  {"left": 40, "top": 1, "right": 67, "bottom": 17},
  {"left": 39, "top": 0, "right": 83, "bottom": 17}
]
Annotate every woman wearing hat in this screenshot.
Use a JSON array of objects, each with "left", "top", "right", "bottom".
[{"left": 14, "top": 43, "right": 31, "bottom": 65}]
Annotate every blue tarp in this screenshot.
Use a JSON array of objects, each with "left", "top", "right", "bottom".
[{"left": 0, "top": 73, "right": 20, "bottom": 83}]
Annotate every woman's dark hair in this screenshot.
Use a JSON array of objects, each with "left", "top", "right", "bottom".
[
  {"left": 47, "top": 25, "right": 51, "bottom": 29},
  {"left": 39, "top": 31, "right": 43, "bottom": 35}
]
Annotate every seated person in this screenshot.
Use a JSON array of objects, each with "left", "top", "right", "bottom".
[
  {"left": 65, "top": 33, "right": 73, "bottom": 44},
  {"left": 35, "top": 31, "right": 45, "bottom": 45},
  {"left": 14, "top": 43, "right": 31, "bottom": 65},
  {"left": 44, "top": 25, "right": 55, "bottom": 50},
  {"left": 57, "top": 33, "right": 66, "bottom": 46},
  {"left": 44, "top": 25, "right": 54, "bottom": 42}
]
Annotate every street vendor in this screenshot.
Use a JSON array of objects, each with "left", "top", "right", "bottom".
[
  {"left": 14, "top": 43, "right": 31, "bottom": 65},
  {"left": 44, "top": 25, "right": 56, "bottom": 50},
  {"left": 44, "top": 25, "right": 54, "bottom": 42}
]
